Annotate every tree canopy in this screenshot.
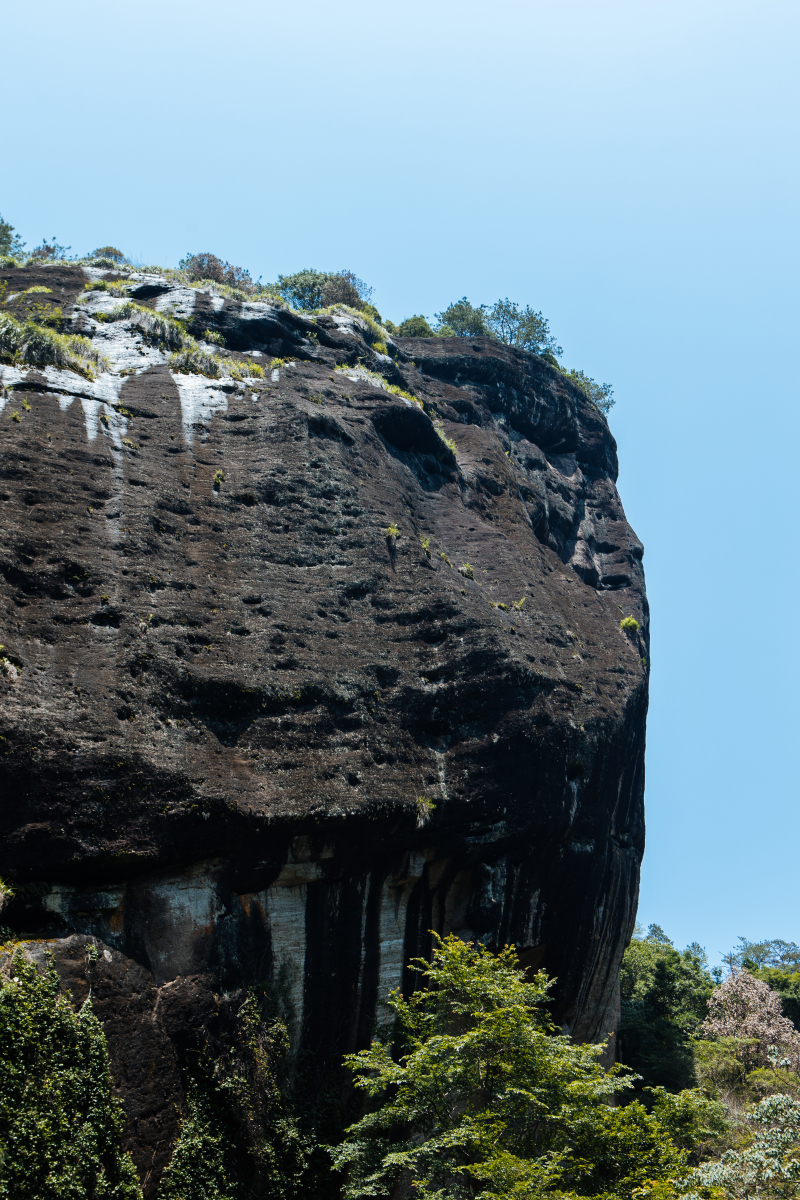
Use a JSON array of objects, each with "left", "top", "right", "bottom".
[{"left": 332, "top": 934, "right": 711, "bottom": 1200}]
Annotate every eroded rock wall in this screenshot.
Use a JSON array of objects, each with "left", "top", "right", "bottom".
[{"left": 0, "top": 263, "right": 648, "bottom": 1188}]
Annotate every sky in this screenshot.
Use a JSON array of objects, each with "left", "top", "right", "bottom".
[{"left": 3, "top": 0, "right": 799, "bottom": 965}]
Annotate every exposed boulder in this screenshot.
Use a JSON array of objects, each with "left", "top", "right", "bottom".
[{"left": 0, "top": 264, "right": 648, "bottom": 1191}]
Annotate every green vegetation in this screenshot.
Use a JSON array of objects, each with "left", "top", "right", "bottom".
[
  {"left": 333, "top": 363, "right": 421, "bottom": 407},
  {"left": 157, "top": 987, "right": 311, "bottom": 1200},
  {"left": 620, "top": 616, "right": 640, "bottom": 633},
  {"left": 566, "top": 368, "right": 615, "bottom": 414},
  {"left": 620, "top": 924, "right": 717, "bottom": 1093},
  {"left": 332, "top": 935, "right": 710, "bottom": 1200},
  {"left": 96, "top": 301, "right": 187, "bottom": 349},
  {"left": 276, "top": 269, "right": 374, "bottom": 313},
  {"left": 0, "top": 950, "right": 142, "bottom": 1199},
  {"left": 90, "top": 246, "right": 127, "bottom": 264},
  {"left": 393, "top": 314, "right": 435, "bottom": 337},
  {"left": 0, "top": 213, "right": 25, "bottom": 260},
  {"left": 0, "top": 311, "right": 108, "bottom": 378},
  {"left": 434, "top": 297, "right": 491, "bottom": 338},
  {"left": 385, "top": 522, "right": 400, "bottom": 538},
  {"left": 485, "top": 298, "right": 563, "bottom": 356},
  {"left": 178, "top": 252, "right": 253, "bottom": 289}
]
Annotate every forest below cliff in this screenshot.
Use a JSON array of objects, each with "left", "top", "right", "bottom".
[{"left": 4, "top": 925, "right": 800, "bottom": 1200}]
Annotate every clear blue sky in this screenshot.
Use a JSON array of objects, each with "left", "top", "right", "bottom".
[{"left": 4, "top": 0, "right": 799, "bottom": 966}]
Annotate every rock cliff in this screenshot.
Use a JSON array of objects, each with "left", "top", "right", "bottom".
[{"left": 0, "top": 263, "right": 648, "bottom": 1189}]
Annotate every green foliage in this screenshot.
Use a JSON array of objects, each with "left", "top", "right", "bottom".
[
  {"left": 178, "top": 253, "right": 252, "bottom": 290},
  {"left": 157, "top": 1090, "right": 238, "bottom": 1200},
  {"left": 0, "top": 214, "right": 25, "bottom": 259},
  {"left": 275, "top": 269, "right": 373, "bottom": 312},
  {"left": 90, "top": 247, "right": 127, "bottom": 264},
  {"left": 486, "top": 298, "right": 563, "bottom": 356},
  {"left": 620, "top": 616, "right": 640, "bottom": 633},
  {"left": 434, "top": 297, "right": 490, "bottom": 337},
  {"left": 682, "top": 1093, "right": 800, "bottom": 1200},
  {"left": 0, "top": 312, "right": 108, "bottom": 379},
  {"left": 385, "top": 523, "right": 400, "bottom": 538},
  {"left": 332, "top": 934, "right": 692, "bottom": 1200},
  {"left": 28, "top": 237, "right": 72, "bottom": 262},
  {"left": 157, "top": 987, "right": 311, "bottom": 1200},
  {"left": 0, "top": 950, "right": 143, "bottom": 1200},
  {"left": 97, "top": 301, "right": 187, "bottom": 349},
  {"left": 619, "top": 925, "right": 716, "bottom": 1092},
  {"left": 565, "top": 369, "right": 615, "bottom": 414},
  {"left": 395, "top": 314, "right": 435, "bottom": 337}
]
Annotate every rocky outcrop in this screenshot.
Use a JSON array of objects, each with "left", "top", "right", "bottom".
[{"left": 0, "top": 263, "right": 648, "bottom": 1189}]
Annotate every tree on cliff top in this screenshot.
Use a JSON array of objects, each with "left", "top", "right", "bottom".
[
  {"left": 0, "top": 214, "right": 25, "bottom": 260},
  {"left": 332, "top": 934, "right": 716, "bottom": 1200},
  {"left": 0, "top": 950, "right": 142, "bottom": 1200},
  {"left": 276, "top": 269, "right": 374, "bottom": 313}
]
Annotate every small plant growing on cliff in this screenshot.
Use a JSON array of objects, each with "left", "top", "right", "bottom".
[
  {"left": 385, "top": 522, "right": 400, "bottom": 540},
  {"left": 620, "top": 616, "right": 640, "bottom": 634},
  {"left": 213, "top": 470, "right": 225, "bottom": 491},
  {"left": 415, "top": 795, "right": 436, "bottom": 827},
  {"left": 459, "top": 563, "right": 475, "bottom": 580},
  {"left": 0, "top": 951, "right": 143, "bottom": 1199},
  {"left": 203, "top": 328, "right": 226, "bottom": 347},
  {"left": 420, "top": 536, "right": 431, "bottom": 557}
]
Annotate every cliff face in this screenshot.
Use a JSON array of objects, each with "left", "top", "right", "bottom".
[{"left": 0, "top": 264, "right": 648, "bottom": 1187}]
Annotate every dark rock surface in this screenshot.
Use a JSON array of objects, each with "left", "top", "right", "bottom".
[{"left": 0, "top": 264, "right": 648, "bottom": 1190}]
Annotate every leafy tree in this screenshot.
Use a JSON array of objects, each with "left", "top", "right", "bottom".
[
  {"left": 565, "top": 368, "right": 615, "bottom": 414},
  {"left": 179, "top": 253, "right": 252, "bottom": 289},
  {"left": 486, "top": 298, "right": 562, "bottom": 356},
  {"left": 395, "top": 314, "right": 435, "bottom": 337},
  {"left": 682, "top": 1093, "right": 800, "bottom": 1200},
  {"left": 0, "top": 215, "right": 25, "bottom": 259},
  {"left": 90, "top": 247, "right": 127, "bottom": 264},
  {"left": 700, "top": 970, "right": 800, "bottom": 1075},
  {"left": 332, "top": 934, "right": 704, "bottom": 1200},
  {"left": 275, "top": 269, "right": 373, "bottom": 312},
  {"left": 0, "top": 950, "right": 142, "bottom": 1199},
  {"left": 619, "top": 925, "right": 716, "bottom": 1093},
  {"left": 434, "top": 297, "right": 490, "bottom": 337},
  {"left": 29, "top": 237, "right": 71, "bottom": 262}
]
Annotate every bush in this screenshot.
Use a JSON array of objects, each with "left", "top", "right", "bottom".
[
  {"left": 0, "top": 312, "right": 108, "bottom": 379},
  {"left": 486, "top": 298, "right": 563, "bottom": 356},
  {"left": 332, "top": 934, "right": 699, "bottom": 1200},
  {"left": 98, "top": 302, "right": 187, "bottom": 350},
  {"left": 566, "top": 368, "right": 615, "bottom": 413},
  {"left": 275, "top": 269, "right": 373, "bottom": 313},
  {"left": 90, "top": 246, "right": 126, "bottom": 264},
  {"left": 395, "top": 314, "right": 435, "bottom": 337},
  {"left": 0, "top": 950, "right": 142, "bottom": 1200},
  {"left": 434, "top": 297, "right": 490, "bottom": 337},
  {"left": 28, "top": 237, "right": 72, "bottom": 262},
  {"left": 179, "top": 253, "right": 252, "bottom": 290}
]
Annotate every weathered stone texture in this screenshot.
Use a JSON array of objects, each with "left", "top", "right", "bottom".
[{"left": 0, "top": 264, "right": 648, "bottom": 1188}]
